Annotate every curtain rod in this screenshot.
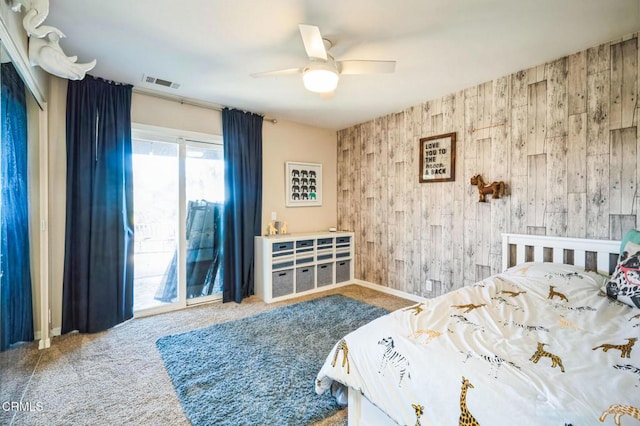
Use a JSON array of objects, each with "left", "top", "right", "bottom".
[{"left": 132, "top": 87, "right": 278, "bottom": 124}]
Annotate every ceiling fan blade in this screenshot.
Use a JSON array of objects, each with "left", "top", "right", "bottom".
[
  {"left": 338, "top": 60, "right": 396, "bottom": 75},
  {"left": 299, "top": 24, "right": 327, "bottom": 61},
  {"left": 250, "top": 68, "right": 302, "bottom": 78}
]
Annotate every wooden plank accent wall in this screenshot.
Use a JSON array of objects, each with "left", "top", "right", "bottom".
[{"left": 337, "top": 33, "right": 640, "bottom": 297}]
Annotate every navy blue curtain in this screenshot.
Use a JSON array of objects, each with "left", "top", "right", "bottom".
[
  {"left": 222, "top": 108, "right": 263, "bottom": 303},
  {"left": 62, "top": 76, "right": 134, "bottom": 333},
  {"left": 0, "top": 63, "right": 33, "bottom": 351}
]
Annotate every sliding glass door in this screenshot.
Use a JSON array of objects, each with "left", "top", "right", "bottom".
[
  {"left": 132, "top": 126, "right": 223, "bottom": 316},
  {"left": 183, "top": 144, "right": 224, "bottom": 302}
]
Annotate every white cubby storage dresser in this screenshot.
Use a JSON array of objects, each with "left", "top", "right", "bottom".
[{"left": 254, "top": 232, "right": 354, "bottom": 302}]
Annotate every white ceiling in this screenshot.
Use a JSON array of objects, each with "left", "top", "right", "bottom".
[{"left": 45, "top": 0, "right": 640, "bottom": 130}]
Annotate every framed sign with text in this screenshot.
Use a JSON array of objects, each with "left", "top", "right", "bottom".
[{"left": 419, "top": 132, "right": 456, "bottom": 183}]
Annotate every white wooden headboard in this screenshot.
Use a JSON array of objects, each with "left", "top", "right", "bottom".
[{"left": 502, "top": 233, "right": 621, "bottom": 275}]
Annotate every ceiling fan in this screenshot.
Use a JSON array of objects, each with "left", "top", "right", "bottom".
[{"left": 251, "top": 24, "right": 396, "bottom": 95}]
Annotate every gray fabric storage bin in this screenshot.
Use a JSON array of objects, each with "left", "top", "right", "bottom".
[
  {"left": 272, "top": 260, "right": 294, "bottom": 269},
  {"left": 272, "top": 269, "right": 294, "bottom": 297},
  {"left": 336, "top": 236, "right": 351, "bottom": 244},
  {"left": 272, "top": 241, "right": 294, "bottom": 253},
  {"left": 335, "top": 260, "right": 351, "bottom": 283},
  {"left": 296, "top": 266, "right": 315, "bottom": 292},
  {"left": 317, "top": 237, "right": 333, "bottom": 247},
  {"left": 296, "top": 239, "right": 314, "bottom": 249},
  {"left": 317, "top": 263, "right": 333, "bottom": 286}
]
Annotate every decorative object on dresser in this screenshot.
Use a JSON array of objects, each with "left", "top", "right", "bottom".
[
  {"left": 285, "top": 161, "right": 322, "bottom": 207},
  {"left": 470, "top": 174, "right": 506, "bottom": 202},
  {"left": 267, "top": 221, "right": 277, "bottom": 235},
  {"left": 254, "top": 232, "right": 354, "bottom": 302},
  {"left": 266, "top": 220, "right": 289, "bottom": 236},
  {"left": 419, "top": 132, "right": 456, "bottom": 183}
]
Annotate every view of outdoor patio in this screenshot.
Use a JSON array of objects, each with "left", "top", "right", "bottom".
[{"left": 132, "top": 139, "right": 224, "bottom": 312}]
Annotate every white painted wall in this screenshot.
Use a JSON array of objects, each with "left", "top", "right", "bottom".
[
  {"left": 47, "top": 77, "right": 67, "bottom": 335},
  {"left": 261, "top": 120, "right": 337, "bottom": 234}
]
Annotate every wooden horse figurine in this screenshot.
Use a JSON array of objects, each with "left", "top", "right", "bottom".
[{"left": 470, "top": 174, "right": 505, "bottom": 202}]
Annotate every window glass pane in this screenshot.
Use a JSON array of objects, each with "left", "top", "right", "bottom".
[
  {"left": 132, "top": 140, "right": 179, "bottom": 311},
  {"left": 185, "top": 144, "right": 224, "bottom": 299}
]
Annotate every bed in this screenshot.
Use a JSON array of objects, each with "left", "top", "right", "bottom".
[{"left": 315, "top": 233, "right": 640, "bottom": 425}]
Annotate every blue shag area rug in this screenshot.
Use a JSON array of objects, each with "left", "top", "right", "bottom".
[{"left": 156, "top": 294, "right": 389, "bottom": 426}]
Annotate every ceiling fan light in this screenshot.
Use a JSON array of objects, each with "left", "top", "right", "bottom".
[{"left": 303, "top": 67, "right": 339, "bottom": 93}]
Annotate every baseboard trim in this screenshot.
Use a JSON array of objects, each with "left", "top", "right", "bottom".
[
  {"left": 34, "top": 327, "right": 61, "bottom": 339},
  {"left": 36, "top": 286, "right": 418, "bottom": 347},
  {"left": 353, "top": 279, "right": 427, "bottom": 303},
  {"left": 35, "top": 328, "right": 59, "bottom": 350}
]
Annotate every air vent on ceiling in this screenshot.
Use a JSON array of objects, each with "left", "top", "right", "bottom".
[{"left": 142, "top": 74, "right": 181, "bottom": 89}]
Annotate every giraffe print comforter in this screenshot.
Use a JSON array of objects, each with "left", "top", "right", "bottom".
[{"left": 315, "top": 262, "right": 640, "bottom": 425}]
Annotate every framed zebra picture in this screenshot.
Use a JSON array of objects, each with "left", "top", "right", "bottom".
[{"left": 285, "top": 161, "right": 322, "bottom": 207}]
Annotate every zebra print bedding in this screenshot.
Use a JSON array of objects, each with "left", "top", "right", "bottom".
[{"left": 315, "top": 262, "right": 640, "bottom": 425}]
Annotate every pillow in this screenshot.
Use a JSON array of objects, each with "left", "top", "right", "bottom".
[
  {"left": 604, "top": 241, "right": 640, "bottom": 309},
  {"left": 619, "top": 228, "right": 640, "bottom": 257}
]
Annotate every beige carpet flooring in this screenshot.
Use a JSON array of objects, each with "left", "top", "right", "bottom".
[{"left": 0, "top": 285, "right": 414, "bottom": 425}]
